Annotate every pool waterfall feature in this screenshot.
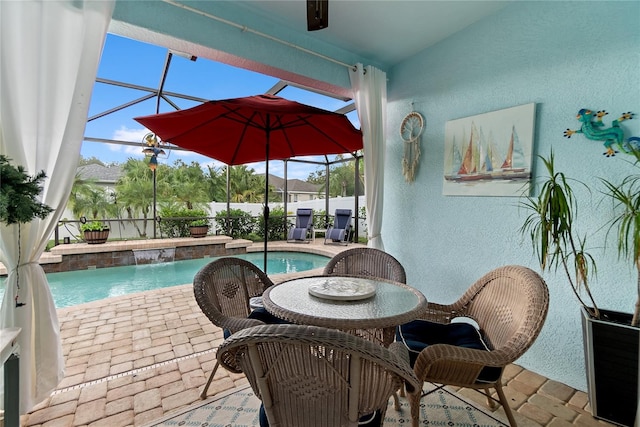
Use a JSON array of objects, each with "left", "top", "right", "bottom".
[
  {"left": 37, "top": 235, "right": 250, "bottom": 274},
  {"left": 0, "top": 250, "right": 331, "bottom": 308},
  {"left": 0, "top": 236, "right": 341, "bottom": 308},
  {"left": 6, "top": 235, "right": 344, "bottom": 276},
  {"left": 133, "top": 248, "right": 176, "bottom": 265}
]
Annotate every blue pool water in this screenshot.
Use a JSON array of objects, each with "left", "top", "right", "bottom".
[{"left": 0, "top": 251, "right": 328, "bottom": 308}]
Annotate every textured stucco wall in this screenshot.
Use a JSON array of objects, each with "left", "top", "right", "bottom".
[{"left": 386, "top": 1, "right": 640, "bottom": 391}]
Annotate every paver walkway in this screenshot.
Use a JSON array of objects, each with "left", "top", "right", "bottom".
[{"left": 18, "top": 241, "right": 613, "bottom": 426}]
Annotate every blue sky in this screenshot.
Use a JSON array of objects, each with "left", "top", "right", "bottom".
[{"left": 82, "top": 34, "right": 359, "bottom": 180}]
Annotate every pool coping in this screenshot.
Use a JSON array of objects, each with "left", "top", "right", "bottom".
[
  {"left": 0, "top": 238, "right": 356, "bottom": 275},
  {"left": 50, "top": 240, "right": 360, "bottom": 313}
]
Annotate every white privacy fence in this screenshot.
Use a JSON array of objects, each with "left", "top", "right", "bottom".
[{"left": 54, "top": 196, "right": 367, "bottom": 242}]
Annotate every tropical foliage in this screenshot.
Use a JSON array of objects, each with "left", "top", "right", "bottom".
[
  {"left": 312, "top": 209, "right": 328, "bottom": 229},
  {"left": 205, "top": 165, "right": 228, "bottom": 202},
  {"left": 0, "top": 155, "right": 53, "bottom": 225},
  {"left": 166, "top": 160, "right": 209, "bottom": 210},
  {"left": 600, "top": 148, "right": 640, "bottom": 327},
  {"left": 214, "top": 208, "right": 255, "bottom": 238},
  {"left": 307, "top": 155, "right": 363, "bottom": 197},
  {"left": 256, "top": 206, "right": 289, "bottom": 241},
  {"left": 227, "top": 165, "right": 269, "bottom": 202},
  {"left": 158, "top": 206, "right": 208, "bottom": 238},
  {"left": 68, "top": 173, "right": 115, "bottom": 220},
  {"left": 519, "top": 151, "right": 600, "bottom": 319},
  {"left": 67, "top": 156, "right": 359, "bottom": 242}
]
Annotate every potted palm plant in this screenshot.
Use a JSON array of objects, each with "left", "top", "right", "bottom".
[
  {"left": 600, "top": 147, "right": 640, "bottom": 327},
  {"left": 519, "top": 149, "right": 638, "bottom": 426}
]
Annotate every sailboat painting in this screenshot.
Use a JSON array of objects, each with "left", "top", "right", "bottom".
[{"left": 443, "top": 103, "right": 536, "bottom": 196}]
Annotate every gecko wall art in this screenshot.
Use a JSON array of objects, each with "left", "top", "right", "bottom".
[{"left": 564, "top": 109, "right": 639, "bottom": 157}]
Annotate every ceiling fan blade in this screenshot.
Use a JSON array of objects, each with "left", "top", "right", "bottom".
[{"left": 307, "top": 0, "right": 328, "bottom": 31}]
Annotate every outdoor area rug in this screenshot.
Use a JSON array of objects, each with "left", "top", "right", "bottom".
[{"left": 146, "top": 384, "right": 509, "bottom": 427}]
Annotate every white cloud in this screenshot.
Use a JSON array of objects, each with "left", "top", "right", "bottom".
[
  {"left": 113, "top": 126, "right": 149, "bottom": 143},
  {"left": 198, "top": 158, "right": 226, "bottom": 169}
]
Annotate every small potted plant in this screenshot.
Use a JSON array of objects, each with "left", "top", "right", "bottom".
[
  {"left": 519, "top": 149, "right": 638, "bottom": 426},
  {"left": 189, "top": 218, "right": 210, "bottom": 238},
  {"left": 80, "top": 220, "right": 110, "bottom": 244}
]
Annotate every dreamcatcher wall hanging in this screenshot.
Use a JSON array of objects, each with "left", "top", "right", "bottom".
[{"left": 400, "top": 110, "right": 424, "bottom": 182}]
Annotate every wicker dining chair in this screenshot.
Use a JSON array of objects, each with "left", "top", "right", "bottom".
[
  {"left": 193, "top": 257, "right": 281, "bottom": 399},
  {"left": 323, "top": 247, "right": 407, "bottom": 283},
  {"left": 396, "top": 265, "right": 549, "bottom": 427},
  {"left": 217, "top": 323, "right": 421, "bottom": 427}
]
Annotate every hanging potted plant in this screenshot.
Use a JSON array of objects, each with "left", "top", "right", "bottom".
[
  {"left": 80, "top": 219, "right": 110, "bottom": 244},
  {"left": 519, "top": 150, "right": 638, "bottom": 426},
  {"left": 0, "top": 155, "right": 53, "bottom": 306}
]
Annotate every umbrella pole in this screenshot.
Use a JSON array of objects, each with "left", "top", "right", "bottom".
[{"left": 263, "top": 127, "right": 270, "bottom": 273}]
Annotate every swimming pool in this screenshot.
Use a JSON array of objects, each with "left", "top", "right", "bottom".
[{"left": 0, "top": 251, "right": 329, "bottom": 308}]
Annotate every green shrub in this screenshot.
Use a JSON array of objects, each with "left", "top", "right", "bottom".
[
  {"left": 256, "top": 206, "right": 288, "bottom": 241},
  {"left": 312, "top": 209, "right": 328, "bottom": 229},
  {"left": 159, "top": 207, "right": 208, "bottom": 237},
  {"left": 214, "top": 208, "right": 255, "bottom": 238}
]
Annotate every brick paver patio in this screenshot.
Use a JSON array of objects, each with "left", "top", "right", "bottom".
[{"left": 17, "top": 241, "right": 614, "bottom": 426}]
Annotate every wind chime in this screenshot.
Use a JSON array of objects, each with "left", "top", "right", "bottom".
[
  {"left": 142, "top": 132, "right": 167, "bottom": 238},
  {"left": 142, "top": 132, "right": 167, "bottom": 170}
]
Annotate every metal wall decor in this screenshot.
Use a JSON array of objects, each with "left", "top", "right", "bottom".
[{"left": 563, "top": 109, "right": 637, "bottom": 157}]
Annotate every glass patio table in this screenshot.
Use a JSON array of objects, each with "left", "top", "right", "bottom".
[{"left": 262, "top": 275, "right": 427, "bottom": 346}]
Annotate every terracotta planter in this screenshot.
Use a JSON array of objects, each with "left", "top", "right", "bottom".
[
  {"left": 189, "top": 226, "right": 209, "bottom": 238},
  {"left": 83, "top": 229, "right": 109, "bottom": 244}
]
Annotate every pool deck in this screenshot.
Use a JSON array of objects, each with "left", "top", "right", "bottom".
[
  {"left": 1, "top": 235, "right": 255, "bottom": 275},
  {"left": 0, "top": 235, "right": 347, "bottom": 276},
  {"left": 18, "top": 240, "right": 612, "bottom": 427}
]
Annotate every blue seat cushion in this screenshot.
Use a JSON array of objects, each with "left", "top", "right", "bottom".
[
  {"left": 248, "top": 307, "right": 289, "bottom": 325},
  {"left": 223, "top": 308, "right": 289, "bottom": 339},
  {"left": 396, "top": 319, "right": 502, "bottom": 383},
  {"left": 259, "top": 404, "right": 382, "bottom": 427},
  {"left": 326, "top": 228, "right": 345, "bottom": 241}
]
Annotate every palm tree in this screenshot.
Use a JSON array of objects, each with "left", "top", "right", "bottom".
[
  {"left": 167, "top": 160, "right": 209, "bottom": 209},
  {"left": 68, "top": 173, "right": 111, "bottom": 219},
  {"left": 308, "top": 156, "right": 364, "bottom": 197},
  {"left": 115, "top": 159, "right": 156, "bottom": 238},
  {"left": 228, "top": 165, "right": 266, "bottom": 203},
  {"left": 205, "top": 165, "right": 227, "bottom": 202}
]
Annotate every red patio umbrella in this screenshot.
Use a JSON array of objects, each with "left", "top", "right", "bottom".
[{"left": 134, "top": 94, "right": 363, "bottom": 272}]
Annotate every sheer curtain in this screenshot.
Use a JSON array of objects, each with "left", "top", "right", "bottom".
[
  {"left": 0, "top": 0, "right": 114, "bottom": 413},
  {"left": 349, "top": 64, "right": 387, "bottom": 250}
]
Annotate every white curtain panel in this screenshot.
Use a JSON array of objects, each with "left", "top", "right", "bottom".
[
  {"left": 349, "top": 64, "right": 387, "bottom": 250},
  {"left": 0, "top": 0, "right": 114, "bottom": 413}
]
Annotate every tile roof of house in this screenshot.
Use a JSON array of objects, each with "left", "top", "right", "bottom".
[
  {"left": 77, "top": 164, "right": 122, "bottom": 184},
  {"left": 266, "top": 174, "right": 322, "bottom": 194}
]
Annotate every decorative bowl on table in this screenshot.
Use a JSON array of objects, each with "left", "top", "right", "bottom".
[{"left": 307, "top": 277, "right": 376, "bottom": 301}]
